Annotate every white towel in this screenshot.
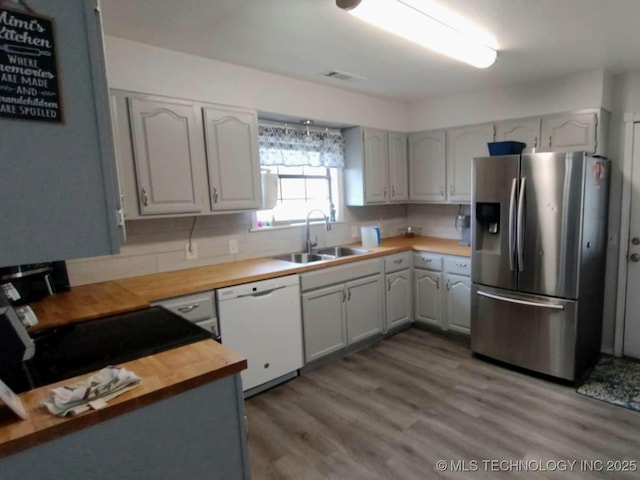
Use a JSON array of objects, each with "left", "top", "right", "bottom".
[{"left": 42, "top": 366, "right": 141, "bottom": 417}]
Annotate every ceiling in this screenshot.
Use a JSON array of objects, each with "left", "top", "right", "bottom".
[{"left": 100, "top": 0, "right": 640, "bottom": 103}]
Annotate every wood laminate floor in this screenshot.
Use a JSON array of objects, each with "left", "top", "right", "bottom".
[{"left": 245, "top": 329, "right": 640, "bottom": 479}]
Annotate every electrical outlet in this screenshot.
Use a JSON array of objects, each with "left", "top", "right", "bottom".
[
  {"left": 229, "top": 238, "right": 239, "bottom": 254},
  {"left": 185, "top": 242, "right": 198, "bottom": 260},
  {"left": 351, "top": 226, "right": 358, "bottom": 238}
]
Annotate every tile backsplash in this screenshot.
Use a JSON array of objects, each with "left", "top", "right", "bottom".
[{"left": 67, "top": 204, "right": 411, "bottom": 286}]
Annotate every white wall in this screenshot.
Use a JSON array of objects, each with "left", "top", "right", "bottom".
[
  {"left": 409, "top": 69, "right": 610, "bottom": 131},
  {"left": 104, "top": 36, "right": 409, "bottom": 131}
]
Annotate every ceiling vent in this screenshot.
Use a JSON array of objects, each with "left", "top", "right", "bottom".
[{"left": 321, "top": 70, "right": 365, "bottom": 81}]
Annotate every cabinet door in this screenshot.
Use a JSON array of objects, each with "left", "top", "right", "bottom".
[
  {"left": 408, "top": 130, "right": 446, "bottom": 202},
  {"left": 386, "top": 270, "right": 412, "bottom": 330},
  {"left": 494, "top": 118, "right": 541, "bottom": 153},
  {"left": 445, "top": 274, "right": 471, "bottom": 334},
  {"left": 388, "top": 133, "right": 408, "bottom": 202},
  {"left": 203, "top": 107, "right": 261, "bottom": 210},
  {"left": 129, "top": 97, "right": 208, "bottom": 215},
  {"left": 302, "top": 285, "right": 347, "bottom": 362},
  {"left": 414, "top": 269, "right": 442, "bottom": 328},
  {"left": 363, "top": 128, "right": 389, "bottom": 204},
  {"left": 540, "top": 112, "right": 597, "bottom": 153},
  {"left": 446, "top": 124, "right": 493, "bottom": 203},
  {"left": 346, "top": 275, "right": 384, "bottom": 343}
]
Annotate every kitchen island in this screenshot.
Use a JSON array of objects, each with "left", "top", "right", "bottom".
[{"left": 0, "top": 340, "right": 250, "bottom": 479}]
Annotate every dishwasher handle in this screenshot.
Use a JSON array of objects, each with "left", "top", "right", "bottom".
[{"left": 235, "top": 285, "right": 287, "bottom": 298}]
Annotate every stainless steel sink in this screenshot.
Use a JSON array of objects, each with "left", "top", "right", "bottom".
[
  {"left": 272, "top": 246, "right": 369, "bottom": 264},
  {"left": 312, "top": 246, "right": 369, "bottom": 257},
  {"left": 272, "top": 252, "right": 335, "bottom": 264}
]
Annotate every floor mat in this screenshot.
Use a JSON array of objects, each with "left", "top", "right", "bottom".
[{"left": 577, "top": 355, "right": 640, "bottom": 412}]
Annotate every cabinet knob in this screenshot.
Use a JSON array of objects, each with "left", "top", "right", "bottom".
[
  {"left": 631, "top": 253, "right": 640, "bottom": 263},
  {"left": 436, "top": 277, "right": 440, "bottom": 289},
  {"left": 213, "top": 188, "right": 219, "bottom": 203},
  {"left": 387, "top": 279, "right": 392, "bottom": 292},
  {"left": 632, "top": 237, "right": 640, "bottom": 246},
  {"left": 141, "top": 188, "right": 149, "bottom": 206},
  {"left": 548, "top": 136, "right": 552, "bottom": 147}
]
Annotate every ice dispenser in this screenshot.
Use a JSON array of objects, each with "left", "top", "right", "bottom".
[{"left": 476, "top": 203, "right": 500, "bottom": 234}]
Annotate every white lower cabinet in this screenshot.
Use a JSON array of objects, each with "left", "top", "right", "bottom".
[
  {"left": 301, "top": 259, "right": 384, "bottom": 363},
  {"left": 445, "top": 273, "right": 471, "bottom": 334},
  {"left": 414, "top": 252, "right": 471, "bottom": 334},
  {"left": 414, "top": 269, "right": 442, "bottom": 328},
  {"left": 302, "top": 285, "right": 347, "bottom": 362},
  {"left": 386, "top": 270, "right": 412, "bottom": 330}
]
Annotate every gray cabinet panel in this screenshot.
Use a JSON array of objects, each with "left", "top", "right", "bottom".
[
  {"left": 0, "top": 0, "right": 120, "bottom": 266},
  {"left": 494, "top": 117, "right": 541, "bottom": 153},
  {"left": 203, "top": 107, "right": 261, "bottom": 210},
  {"left": 129, "top": 98, "right": 208, "bottom": 215},
  {"left": 346, "top": 275, "right": 384, "bottom": 343},
  {"left": 386, "top": 270, "right": 412, "bottom": 329},
  {"left": 388, "top": 132, "right": 408, "bottom": 202},
  {"left": 363, "top": 128, "right": 388, "bottom": 203},
  {"left": 446, "top": 124, "right": 493, "bottom": 203},
  {"left": 446, "top": 273, "right": 471, "bottom": 334},
  {"left": 408, "top": 130, "right": 446, "bottom": 202},
  {"left": 302, "top": 284, "right": 347, "bottom": 362},
  {"left": 415, "top": 269, "right": 442, "bottom": 328}
]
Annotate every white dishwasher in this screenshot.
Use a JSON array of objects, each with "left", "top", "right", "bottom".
[{"left": 217, "top": 274, "right": 303, "bottom": 394}]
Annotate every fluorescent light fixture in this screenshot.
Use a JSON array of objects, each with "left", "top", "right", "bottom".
[{"left": 336, "top": 0, "right": 498, "bottom": 68}]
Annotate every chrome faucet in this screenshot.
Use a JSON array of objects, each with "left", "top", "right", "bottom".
[{"left": 306, "top": 209, "right": 332, "bottom": 253}]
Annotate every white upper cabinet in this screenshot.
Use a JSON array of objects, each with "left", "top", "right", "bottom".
[
  {"left": 363, "top": 128, "right": 389, "bottom": 203},
  {"left": 203, "top": 107, "right": 261, "bottom": 211},
  {"left": 446, "top": 124, "right": 493, "bottom": 203},
  {"left": 494, "top": 117, "right": 541, "bottom": 153},
  {"left": 539, "top": 110, "right": 608, "bottom": 155},
  {"left": 408, "top": 130, "right": 446, "bottom": 202},
  {"left": 129, "top": 97, "right": 209, "bottom": 215},
  {"left": 113, "top": 91, "right": 262, "bottom": 218},
  {"left": 344, "top": 127, "right": 408, "bottom": 205},
  {"left": 388, "top": 133, "right": 409, "bottom": 202}
]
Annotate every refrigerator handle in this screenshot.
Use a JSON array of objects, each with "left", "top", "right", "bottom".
[
  {"left": 477, "top": 290, "right": 564, "bottom": 310},
  {"left": 508, "top": 178, "right": 517, "bottom": 272},
  {"left": 517, "top": 177, "right": 526, "bottom": 272}
]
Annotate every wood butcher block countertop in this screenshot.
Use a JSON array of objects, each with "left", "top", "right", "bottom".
[
  {"left": 0, "top": 340, "right": 246, "bottom": 458},
  {"left": 116, "top": 236, "right": 470, "bottom": 302},
  {"left": 0, "top": 235, "right": 467, "bottom": 457}
]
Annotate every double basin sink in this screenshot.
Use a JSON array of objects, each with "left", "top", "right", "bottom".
[{"left": 273, "top": 246, "right": 369, "bottom": 264}]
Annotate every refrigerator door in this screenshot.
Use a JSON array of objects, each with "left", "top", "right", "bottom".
[
  {"left": 471, "top": 284, "right": 577, "bottom": 380},
  {"left": 518, "top": 152, "right": 585, "bottom": 298},
  {"left": 471, "top": 155, "right": 519, "bottom": 291}
]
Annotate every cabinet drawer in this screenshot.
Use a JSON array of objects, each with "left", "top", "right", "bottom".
[
  {"left": 413, "top": 253, "right": 442, "bottom": 271},
  {"left": 152, "top": 291, "right": 216, "bottom": 323},
  {"left": 384, "top": 252, "right": 412, "bottom": 273},
  {"left": 444, "top": 256, "right": 471, "bottom": 276},
  {"left": 301, "top": 258, "right": 382, "bottom": 292}
]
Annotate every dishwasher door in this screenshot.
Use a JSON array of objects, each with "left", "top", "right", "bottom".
[{"left": 217, "top": 275, "right": 303, "bottom": 392}]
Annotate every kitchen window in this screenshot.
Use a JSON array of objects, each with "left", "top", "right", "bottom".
[{"left": 255, "top": 122, "right": 344, "bottom": 227}]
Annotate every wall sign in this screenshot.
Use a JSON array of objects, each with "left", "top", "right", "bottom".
[{"left": 0, "top": 4, "right": 62, "bottom": 123}]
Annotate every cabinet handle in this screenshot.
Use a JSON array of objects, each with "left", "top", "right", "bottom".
[
  {"left": 424, "top": 258, "right": 432, "bottom": 263},
  {"left": 387, "top": 279, "right": 392, "bottom": 292},
  {"left": 391, "top": 185, "right": 395, "bottom": 197},
  {"left": 383, "top": 187, "right": 387, "bottom": 198},
  {"left": 342, "top": 289, "right": 346, "bottom": 303},
  {"left": 347, "top": 287, "right": 352, "bottom": 300},
  {"left": 177, "top": 303, "right": 200, "bottom": 313},
  {"left": 393, "top": 259, "right": 403, "bottom": 265},
  {"left": 141, "top": 188, "right": 149, "bottom": 206},
  {"left": 449, "top": 185, "right": 454, "bottom": 196},
  {"left": 213, "top": 188, "right": 219, "bottom": 203},
  {"left": 534, "top": 136, "right": 538, "bottom": 148},
  {"left": 446, "top": 280, "right": 450, "bottom": 291},
  {"left": 436, "top": 277, "right": 440, "bottom": 289},
  {"left": 440, "top": 186, "right": 445, "bottom": 197},
  {"left": 548, "top": 135, "right": 552, "bottom": 147}
]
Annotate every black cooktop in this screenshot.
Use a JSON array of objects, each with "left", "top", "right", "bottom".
[{"left": 0, "top": 307, "right": 212, "bottom": 394}]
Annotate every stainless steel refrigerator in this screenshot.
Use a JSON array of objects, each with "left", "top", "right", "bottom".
[{"left": 471, "top": 152, "right": 610, "bottom": 381}]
